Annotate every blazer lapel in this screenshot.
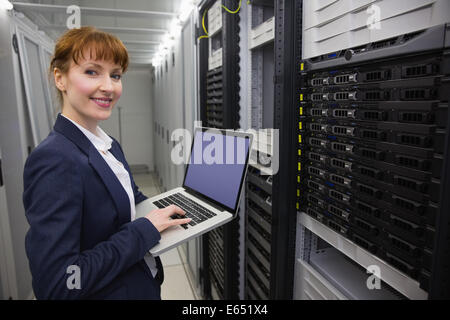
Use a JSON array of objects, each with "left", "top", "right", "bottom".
[
  {"left": 53, "top": 113, "right": 131, "bottom": 226},
  {"left": 88, "top": 148, "right": 131, "bottom": 226},
  {"left": 109, "top": 143, "right": 126, "bottom": 169}
]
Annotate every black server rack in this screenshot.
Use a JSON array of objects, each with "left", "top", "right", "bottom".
[
  {"left": 245, "top": 165, "right": 273, "bottom": 299},
  {"left": 272, "top": 0, "right": 304, "bottom": 299},
  {"left": 242, "top": 0, "right": 302, "bottom": 300},
  {"left": 205, "top": 67, "right": 224, "bottom": 128},
  {"left": 243, "top": 0, "right": 275, "bottom": 300},
  {"left": 297, "top": 25, "right": 450, "bottom": 297},
  {"left": 197, "top": 0, "right": 241, "bottom": 299}
]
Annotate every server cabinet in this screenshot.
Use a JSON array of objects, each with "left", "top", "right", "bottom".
[
  {"left": 242, "top": 0, "right": 303, "bottom": 300},
  {"left": 0, "top": 10, "right": 55, "bottom": 300},
  {"left": 267, "top": 0, "right": 303, "bottom": 299},
  {"left": 245, "top": 165, "right": 273, "bottom": 299},
  {"left": 296, "top": 7, "right": 450, "bottom": 298},
  {"left": 197, "top": 0, "right": 241, "bottom": 299},
  {"left": 243, "top": 0, "right": 275, "bottom": 300}
]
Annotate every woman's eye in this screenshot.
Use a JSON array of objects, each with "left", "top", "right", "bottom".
[
  {"left": 111, "top": 74, "right": 122, "bottom": 80},
  {"left": 85, "top": 70, "right": 97, "bottom": 76}
]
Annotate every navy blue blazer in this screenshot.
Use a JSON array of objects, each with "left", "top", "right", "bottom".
[{"left": 23, "top": 113, "right": 163, "bottom": 300}]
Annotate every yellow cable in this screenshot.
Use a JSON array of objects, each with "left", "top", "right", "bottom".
[
  {"left": 222, "top": 0, "right": 242, "bottom": 14},
  {"left": 198, "top": 0, "right": 247, "bottom": 41},
  {"left": 197, "top": 8, "right": 210, "bottom": 40}
]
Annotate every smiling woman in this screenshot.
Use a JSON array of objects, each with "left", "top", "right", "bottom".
[
  {"left": 23, "top": 26, "right": 190, "bottom": 300},
  {"left": 49, "top": 26, "right": 129, "bottom": 107},
  {"left": 49, "top": 26, "right": 128, "bottom": 132}
]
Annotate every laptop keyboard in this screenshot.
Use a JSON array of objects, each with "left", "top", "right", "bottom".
[{"left": 153, "top": 193, "right": 217, "bottom": 229}]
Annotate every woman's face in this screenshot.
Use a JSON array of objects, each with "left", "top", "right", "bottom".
[{"left": 55, "top": 49, "right": 123, "bottom": 131}]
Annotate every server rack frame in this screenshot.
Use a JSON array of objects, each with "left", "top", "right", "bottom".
[
  {"left": 243, "top": 0, "right": 275, "bottom": 300},
  {"left": 269, "top": 0, "right": 303, "bottom": 299},
  {"left": 429, "top": 57, "right": 450, "bottom": 299},
  {"left": 197, "top": 0, "right": 241, "bottom": 300}
]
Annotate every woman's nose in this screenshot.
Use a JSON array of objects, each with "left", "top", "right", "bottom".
[{"left": 99, "top": 75, "right": 114, "bottom": 92}]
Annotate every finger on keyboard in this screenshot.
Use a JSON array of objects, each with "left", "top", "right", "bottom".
[
  {"left": 165, "top": 205, "right": 185, "bottom": 216},
  {"left": 172, "top": 217, "right": 191, "bottom": 227}
]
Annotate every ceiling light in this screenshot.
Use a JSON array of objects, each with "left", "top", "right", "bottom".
[
  {"left": 0, "top": 0, "right": 13, "bottom": 10},
  {"left": 152, "top": 57, "right": 161, "bottom": 67},
  {"left": 179, "top": 0, "right": 195, "bottom": 22},
  {"left": 151, "top": 0, "right": 200, "bottom": 71}
]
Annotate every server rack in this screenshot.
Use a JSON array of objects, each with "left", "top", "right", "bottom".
[
  {"left": 245, "top": 164, "right": 273, "bottom": 299},
  {"left": 296, "top": 18, "right": 450, "bottom": 299},
  {"left": 243, "top": 0, "right": 275, "bottom": 300},
  {"left": 197, "top": 0, "right": 302, "bottom": 300},
  {"left": 430, "top": 84, "right": 450, "bottom": 299},
  {"left": 267, "top": 0, "right": 303, "bottom": 299},
  {"left": 0, "top": 10, "right": 56, "bottom": 300},
  {"left": 241, "top": 0, "right": 303, "bottom": 300},
  {"left": 197, "top": 0, "right": 303, "bottom": 300},
  {"left": 197, "top": 0, "right": 241, "bottom": 299}
]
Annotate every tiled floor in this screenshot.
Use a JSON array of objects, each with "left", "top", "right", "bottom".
[
  {"left": 133, "top": 172, "right": 198, "bottom": 300},
  {"left": 159, "top": 248, "right": 196, "bottom": 300}
]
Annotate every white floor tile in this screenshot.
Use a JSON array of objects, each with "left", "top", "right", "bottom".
[
  {"left": 160, "top": 248, "right": 182, "bottom": 267},
  {"left": 161, "top": 265, "right": 195, "bottom": 300}
]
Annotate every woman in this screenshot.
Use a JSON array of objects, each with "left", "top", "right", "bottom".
[{"left": 22, "top": 26, "right": 190, "bottom": 299}]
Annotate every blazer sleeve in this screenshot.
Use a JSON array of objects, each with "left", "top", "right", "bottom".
[{"left": 23, "top": 146, "right": 160, "bottom": 299}]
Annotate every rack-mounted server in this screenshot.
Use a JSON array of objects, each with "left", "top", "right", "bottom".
[{"left": 297, "top": 29, "right": 450, "bottom": 293}]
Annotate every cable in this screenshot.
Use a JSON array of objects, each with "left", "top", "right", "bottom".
[
  {"left": 222, "top": 0, "right": 242, "bottom": 14},
  {"left": 198, "top": 8, "right": 210, "bottom": 40},
  {"left": 197, "top": 0, "right": 248, "bottom": 41}
]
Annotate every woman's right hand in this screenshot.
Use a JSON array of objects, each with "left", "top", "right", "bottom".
[{"left": 144, "top": 205, "right": 191, "bottom": 233}]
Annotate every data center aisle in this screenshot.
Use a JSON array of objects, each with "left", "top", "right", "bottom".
[{"left": 133, "top": 173, "right": 198, "bottom": 300}]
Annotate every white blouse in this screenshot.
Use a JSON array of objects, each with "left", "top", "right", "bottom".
[{"left": 61, "top": 114, "right": 158, "bottom": 277}]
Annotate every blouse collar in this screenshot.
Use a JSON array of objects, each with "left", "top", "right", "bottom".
[{"left": 61, "top": 114, "right": 112, "bottom": 152}]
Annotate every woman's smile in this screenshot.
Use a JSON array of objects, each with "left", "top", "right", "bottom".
[{"left": 90, "top": 97, "right": 113, "bottom": 108}]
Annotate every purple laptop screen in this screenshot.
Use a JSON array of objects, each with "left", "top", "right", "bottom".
[{"left": 184, "top": 131, "right": 250, "bottom": 209}]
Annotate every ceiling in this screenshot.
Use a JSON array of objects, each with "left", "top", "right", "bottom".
[{"left": 10, "top": 0, "right": 191, "bottom": 67}]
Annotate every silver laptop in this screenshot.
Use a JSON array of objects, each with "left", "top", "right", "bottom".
[{"left": 135, "top": 127, "right": 253, "bottom": 256}]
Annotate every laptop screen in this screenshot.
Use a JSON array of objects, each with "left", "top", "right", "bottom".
[{"left": 183, "top": 129, "right": 251, "bottom": 212}]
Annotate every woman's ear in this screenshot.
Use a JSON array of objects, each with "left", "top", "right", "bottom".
[{"left": 54, "top": 68, "right": 66, "bottom": 92}]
